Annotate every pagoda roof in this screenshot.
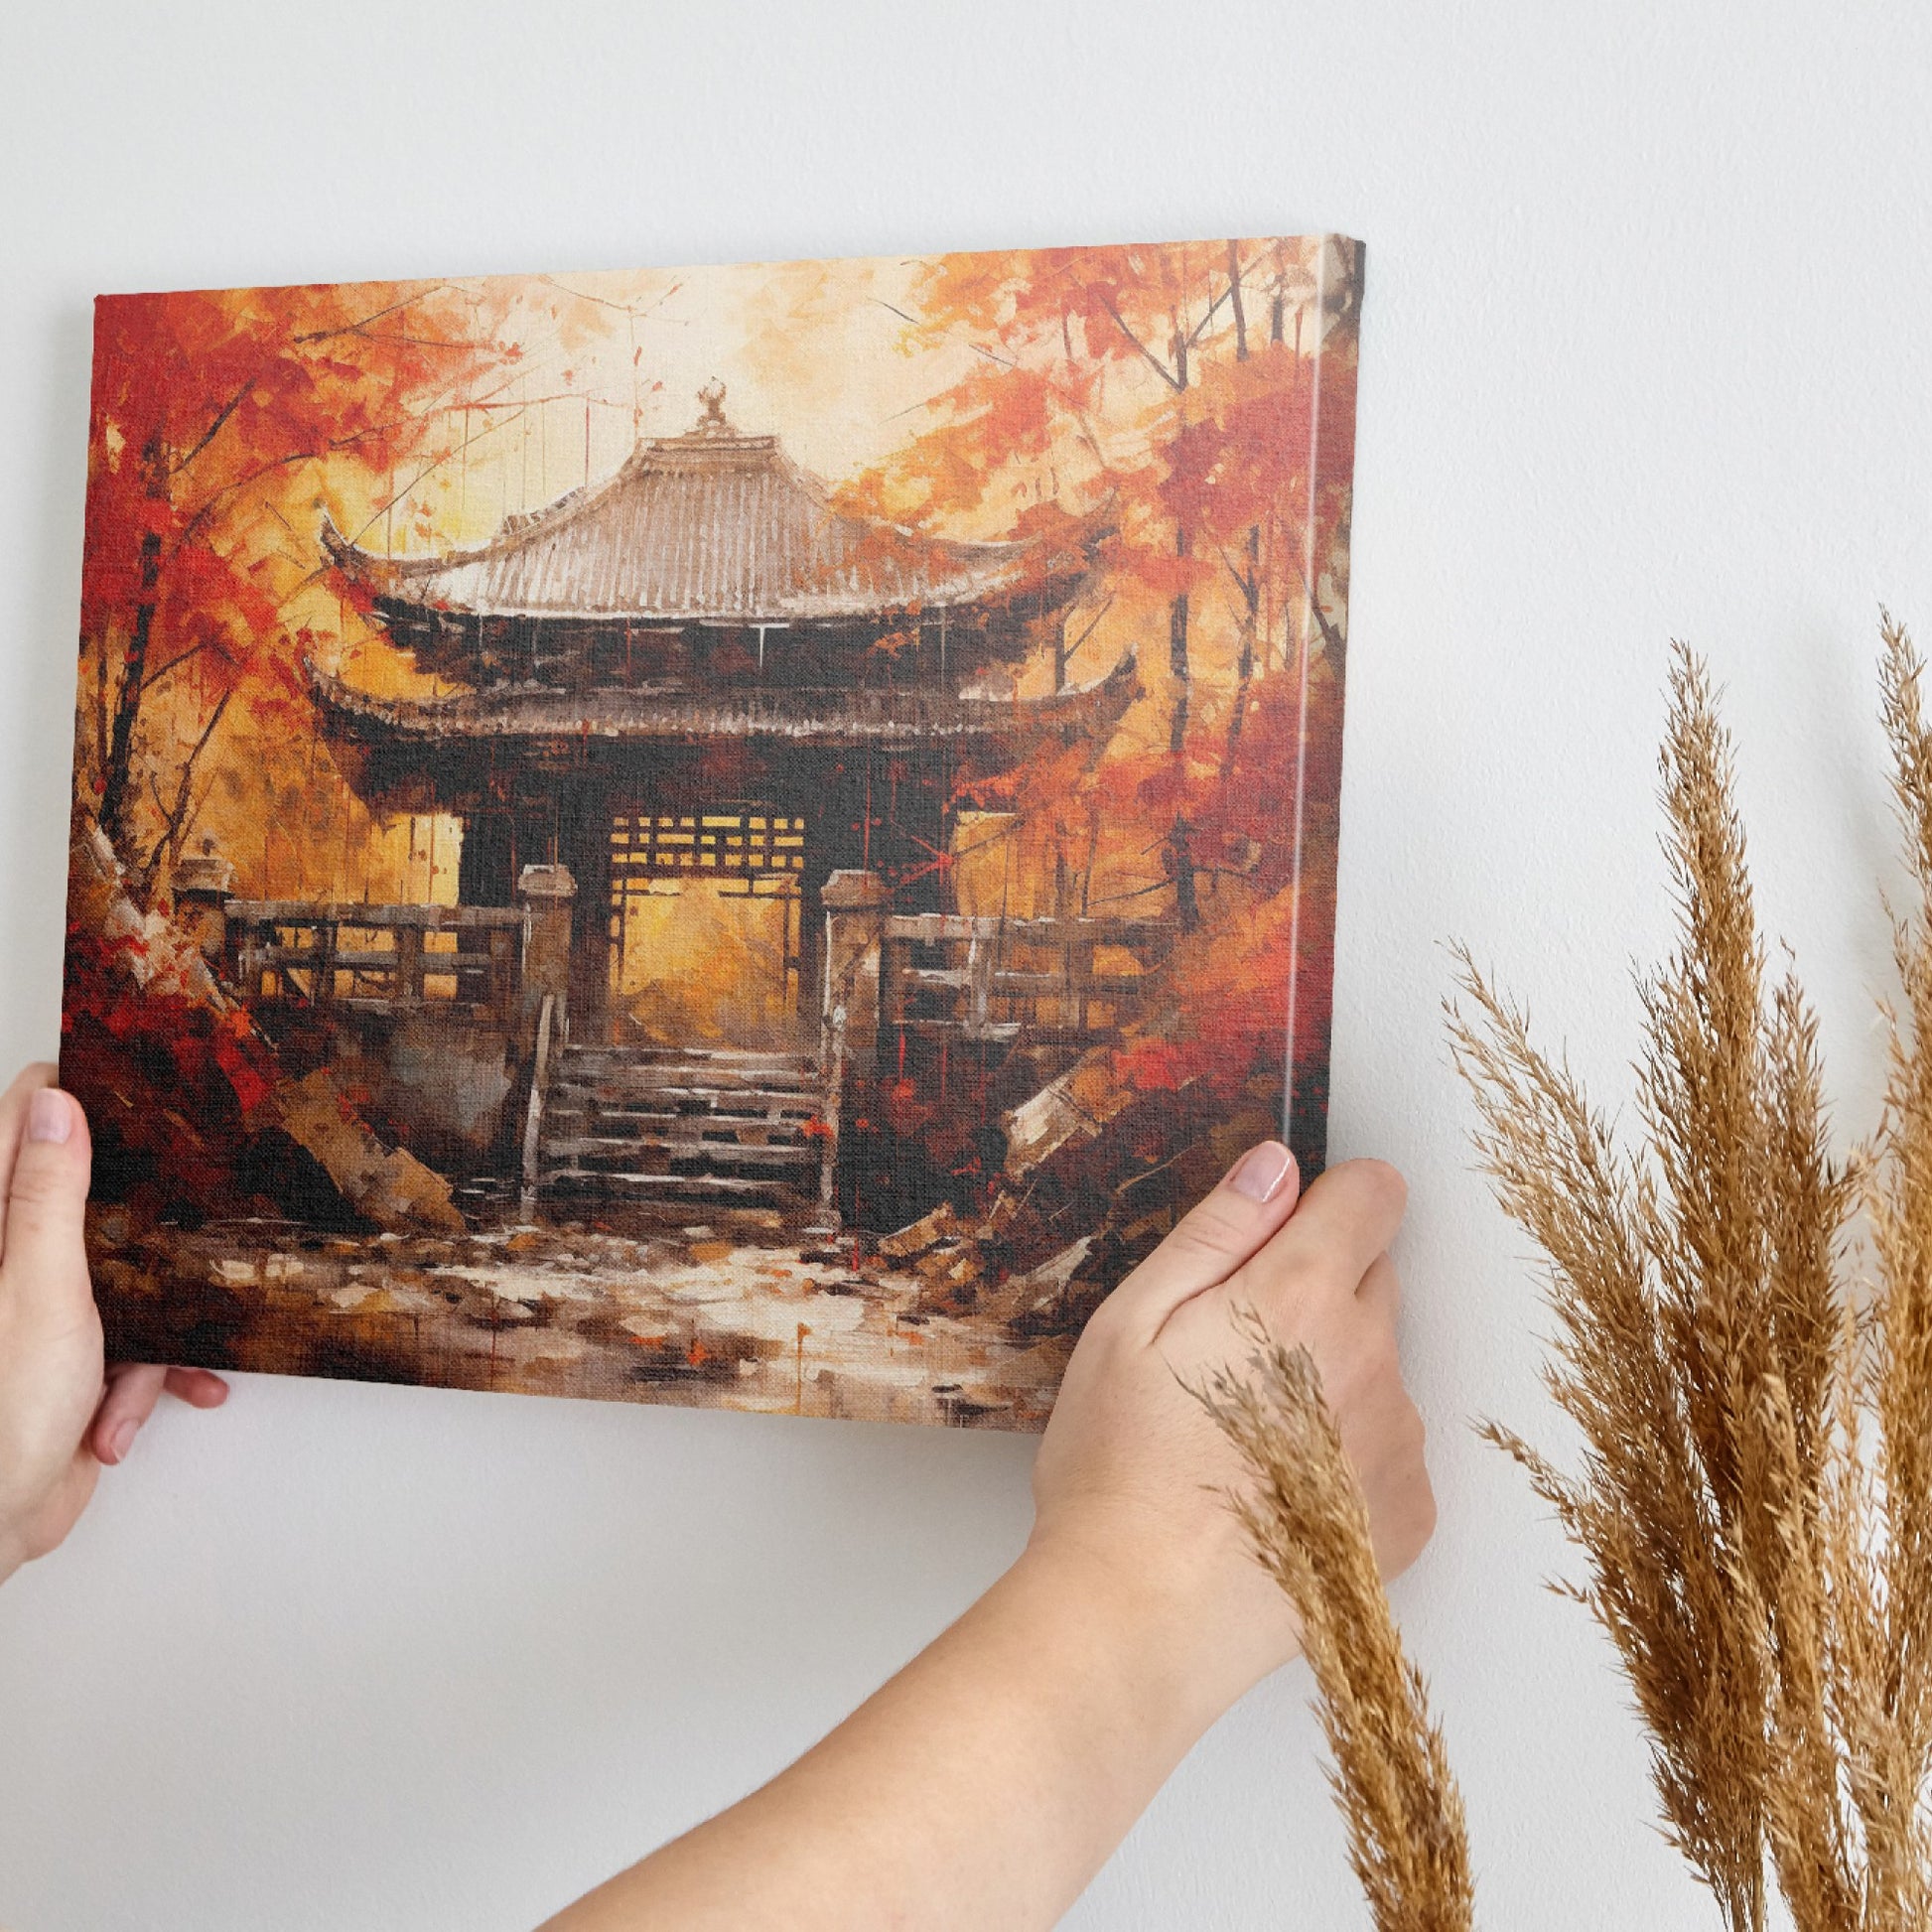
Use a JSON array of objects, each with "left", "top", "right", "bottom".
[
  {"left": 309, "top": 651, "right": 1140, "bottom": 758},
  {"left": 324, "top": 389, "right": 1087, "bottom": 625}
]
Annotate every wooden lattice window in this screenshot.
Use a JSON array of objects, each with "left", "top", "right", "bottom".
[{"left": 609, "top": 810, "right": 806, "bottom": 882}]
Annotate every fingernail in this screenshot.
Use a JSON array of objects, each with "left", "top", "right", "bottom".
[
  {"left": 106, "top": 1419, "right": 138, "bottom": 1464},
  {"left": 1228, "top": 1142, "right": 1295, "bottom": 1202},
  {"left": 27, "top": 1089, "right": 72, "bottom": 1145}
]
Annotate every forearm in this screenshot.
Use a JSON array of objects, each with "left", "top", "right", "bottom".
[
  {"left": 543, "top": 1541, "right": 1233, "bottom": 1932},
  {"left": 539, "top": 1151, "right": 1430, "bottom": 1931}
]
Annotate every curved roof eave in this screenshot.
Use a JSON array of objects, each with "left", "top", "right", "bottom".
[{"left": 320, "top": 415, "right": 1084, "bottom": 627}]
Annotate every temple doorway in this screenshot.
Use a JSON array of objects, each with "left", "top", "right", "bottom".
[{"left": 607, "top": 806, "right": 808, "bottom": 1047}]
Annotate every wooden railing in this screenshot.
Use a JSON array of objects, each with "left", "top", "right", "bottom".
[
  {"left": 818, "top": 1003, "right": 845, "bottom": 1216},
  {"left": 518, "top": 990, "right": 567, "bottom": 1214},
  {"left": 224, "top": 901, "right": 527, "bottom": 1022},
  {"left": 879, "top": 913, "right": 1176, "bottom": 1046}
]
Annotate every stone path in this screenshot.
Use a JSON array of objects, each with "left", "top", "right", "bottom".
[{"left": 94, "top": 1214, "right": 1072, "bottom": 1431}]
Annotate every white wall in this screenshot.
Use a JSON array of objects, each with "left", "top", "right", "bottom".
[{"left": 2, "top": 3, "right": 1928, "bottom": 1924}]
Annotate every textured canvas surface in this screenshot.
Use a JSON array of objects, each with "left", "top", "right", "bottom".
[{"left": 62, "top": 238, "right": 1361, "bottom": 1429}]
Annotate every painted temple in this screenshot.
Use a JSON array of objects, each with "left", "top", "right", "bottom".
[
  {"left": 314, "top": 385, "right": 1133, "bottom": 1046},
  {"left": 256, "top": 385, "right": 1169, "bottom": 1223}
]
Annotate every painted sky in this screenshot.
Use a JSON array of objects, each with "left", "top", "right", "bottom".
[{"left": 383, "top": 257, "right": 992, "bottom": 556}]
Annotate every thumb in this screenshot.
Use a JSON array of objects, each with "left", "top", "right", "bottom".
[
  {"left": 1, "top": 1082, "right": 95, "bottom": 1327},
  {"left": 1102, "top": 1141, "right": 1302, "bottom": 1338}
]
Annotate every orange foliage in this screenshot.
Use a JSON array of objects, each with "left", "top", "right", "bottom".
[
  {"left": 80, "top": 280, "right": 511, "bottom": 880},
  {"left": 859, "top": 240, "right": 1354, "bottom": 602},
  {"left": 856, "top": 239, "right": 1357, "bottom": 1163},
  {"left": 62, "top": 919, "right": 283, "bottom": 1218}
]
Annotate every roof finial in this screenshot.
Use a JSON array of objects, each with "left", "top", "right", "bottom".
[{"left": 697, "top": 379, "right": 729, "bottom": 432}]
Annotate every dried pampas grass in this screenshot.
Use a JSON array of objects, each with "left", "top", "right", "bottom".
[
  {"left": 1448, "top": 620, "right": 1932, "bottom": 1929},
  {"left": 1211, "top": 619, "right": 1932, "bottom": 1931},
  {"left": 1200, "top": 1315, "right": 1475, "bottom": 1932}
]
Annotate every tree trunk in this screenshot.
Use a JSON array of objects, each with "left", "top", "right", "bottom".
[
  {"left": 1222, "top": 526, "right": 1262, "bottom": 781},
  {"left": 1168, "top": 527, "right": 1191, "bottom": 758},
  {"left": 1291, "top": 548, "right": 1350, "bottom": 678},
  {"left": 98, "top": 524, "right": 163, "bottom": 861},
  {"left": 1166, "top": 310, "right": 1197, "bottom": 902},
  {"left": 1170, "top": 816, "right": 1200, "bottom": 933},
  {"left": 1227, "top": 240, "right": 1248, "bottom": 362}
]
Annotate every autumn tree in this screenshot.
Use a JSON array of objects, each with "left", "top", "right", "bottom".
[
  {"left": 858, "top": 238, "right": 1358, "bottom": 935},
  {"left": 865, "top": 242, "right": 1228, "bottom": 742},
  {"left": 79, "top": 281, "right": 511, "bottom": 892},
  {"left": 854, "top": 239, "right": 1361, "bottom": 1172}
]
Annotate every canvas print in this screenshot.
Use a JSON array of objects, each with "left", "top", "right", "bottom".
[{"left": 63, "top": 237, "right": 1362, "bottom": 1430}]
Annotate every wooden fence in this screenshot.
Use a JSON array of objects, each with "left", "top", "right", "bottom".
[
  {"left": 878, "top": 913, "right": 1176, "bottom": 1047},
  {"left": 224, "top": 901, "right": 527, "bottom": 1022}
]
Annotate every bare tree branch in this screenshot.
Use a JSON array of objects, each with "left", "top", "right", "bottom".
[
  {"left": 169, "top": 288, "right": 454, "bottom": 481},
  {"left": 142, "top": 637, "right": 217, "bottom": 693},
  {"left": 1097, "top": 293, "right": 1183, "bottom": 391},
  {"left": 141, "top": 686, "right": 233, "bottom": 879}
]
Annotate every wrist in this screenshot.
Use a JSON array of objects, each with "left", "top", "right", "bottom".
[{"left": 1004, "top": 1527, "right": 1274, "bottom": 1749}]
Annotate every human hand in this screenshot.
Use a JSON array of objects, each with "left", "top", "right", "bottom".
[
  {"left": 0, "top": 1063, "right": 227, "bottom": 1584},
  {"left": 541, "top": 1147, "right": 1433, "bottom": 1932},
  {"left": 1026, "top": 1145, "right": 1434, "bottom": 1725}
]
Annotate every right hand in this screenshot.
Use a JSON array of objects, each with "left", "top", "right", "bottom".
[
  {"left": 0, "top": 1063, "right": 227, "bottom": 1584},
  {"left": 1027, "top": 1145, "right": 1435, "bottom": 1722}
]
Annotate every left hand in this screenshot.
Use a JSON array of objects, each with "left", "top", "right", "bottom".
[{"left": 0, "top": 1062, "right": 227, "bottom": 1584}]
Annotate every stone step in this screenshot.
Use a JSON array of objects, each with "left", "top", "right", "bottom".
[
  {"left": 543, "top": 1117, "right": 812, "bottom": 1153},
  {"left": 556, "top": 1081, "right": 819, "bottom": 1112},
  {"left": 546, "top": 1095, "right": 814, "bottom": 1124},
  {"left": 537, "top": 1042, "right": 828, "bottom": 1211},
  {"left": 543, "top": 1169, "right": 815, "bottom": 1202},
  {"left": 560, "top": 1047, "right": 818, "bottom": 1082},
  {"left": 542, "top": 1136, "right": 819, "bottom": 1169},
  {"left": 551, "top": 1082, "right": 822, "bottom": 1115},
  {"left": 559, "top": 1060, "right": 819, "bottom": 1081}
]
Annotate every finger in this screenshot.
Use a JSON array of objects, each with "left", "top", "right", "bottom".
[
  {"left": 92, "top": 1363, "right": 168, "bottom": 1465},
  {"left": 1242, "top": 1159, "right": 1409, "bottom": 1309},
  {"left": 2, "top": 1084, "right": 95, "bottom": 1330},
  {"left": 1106, "top": 1141, "right": 1301, "bottom": 1337},
  {"left": 163, "top": 1366, "right": 229, "bottom": 1410},
  {"left": 0, "top": 1062, "right": 60, "bottom": 1260},
  {"left": 1355, "top": 1252, "right": 1402, "bottom": 1321}
]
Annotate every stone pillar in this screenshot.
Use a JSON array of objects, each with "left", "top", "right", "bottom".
[
  {"left": 559, "top": 788, "right": 614, "bottom": 1041},
  {"left": 516, "top": 863, "right": 577, "bottom": 1032},
  {"left": 173, "top": 836, "right": 236, "bottom": 972},
  {"left": 820, "top": 869, "right": 889, "bottom": 1077}
]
